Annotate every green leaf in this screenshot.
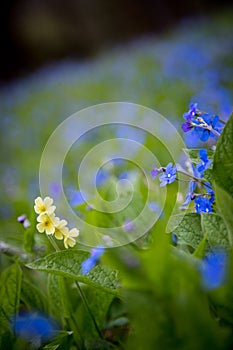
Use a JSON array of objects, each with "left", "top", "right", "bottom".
[
  {"left": 201, "top": 213, "right": 229, "bottom": 249},
  {"left": 21, "top": 278, "right": 47, "bottom": 313},
  {"left": 75, "top": 288, "right": 114, "bottom": 338},
  {"left": 42, "top": 330, "right": 73, "bottom": 350},
  {"left": 48, "top": 275, "right": 83, "bottom": 346},
  {"left": 27, "top": 250, "right": 119, "bottom": 296},
  {"left": 170, "top": 213, "right": 203, "bottom": 249},
  {"left": 193, "top": 231, "right": 208, "bottom": 259},
  {"left": 0, "top": 263, "right": 22, "bottom": 337},
  {"left": 47, "top": 275, "right": 66, "bottom": 324},
  {"left": 213, "top": 114, "right": 233, "bottom": 198},
  {"left": 214, "top": 183, "right": 233, "bottom": 246}
]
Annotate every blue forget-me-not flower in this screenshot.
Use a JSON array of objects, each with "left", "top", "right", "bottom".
[
  {"left": 159, "top": 163, "right": 177, "bottom": 187},
  {"left": 199, "top": 249, "right": 227, "bottom": 290}
]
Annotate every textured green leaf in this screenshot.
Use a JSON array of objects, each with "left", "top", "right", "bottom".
[
  {"left": 21, "top": 278, "right": 47, "bottom": 313},
  {"left": 170, "top": 213, "right": 203, "bottom": 249},
  {"left": 0, "top": 263, "right": 22, "bottom": 337},
  {"left": 27, "top": 250, "right": 119, "bottom": 295},
  {"left": 213, "top": 114, "right": 233, "bottom": 198},
  {"left": 201, "top": 213, "right": 229, "bottom": 249},
  {"left": 214, "top": 183, "right": 233, "bottom": 246},
  {"left": 193, "top": 231, "right": 208, "bottom": 259}
]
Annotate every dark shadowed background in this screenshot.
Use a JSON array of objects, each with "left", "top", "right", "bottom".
[{"left": 1, "top": 0, "right": 232, "bottom": 81}]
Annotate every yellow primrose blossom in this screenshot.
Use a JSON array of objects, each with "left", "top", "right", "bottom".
[
  {"left": 34, "top": 196, "right": 56, "bottom": 215},
  {"left": 36, "top": 213, "right": 59, "bottom": 235},
  {"left": 64, "top": 228, "right": 79, "bottom": 249},
  {"left": 54, "top": 219, "right": 68, "bottom": 240}
]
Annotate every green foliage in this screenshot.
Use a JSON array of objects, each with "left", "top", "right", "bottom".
[
  {"left": 170, "top": 213, "right": 203, "bottom": 249},
  {"left": 201, "top": 213, "right": 229, "bottom": 249},
  {"left": 27, "top": 250, "right": 119, "bottom": 295},
  {"left": 0, "top": 263, "right": 22, "bottom": 338},
  {"left": 214, "top": 184, "right": 233, "bottom": 246},
  {"left": 213, "top": 115, "right": 233, "bottom": 197},
  {"left": 21, "top": 278, "right": 47, "bottom": 313},
  {"left": 116, "top": 234, "right": 224, "bottom": 350}
]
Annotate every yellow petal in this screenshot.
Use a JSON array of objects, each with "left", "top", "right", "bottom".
[
  {"left": 69, "top": 228, "right": 80, "bottom": 238},
  {"left": 68, "top": 238, "right": 76, "bottom": 247},
  {"left": 45, "top": 224, "right": 55, "bottom": 235},
  {"left": 35, "top": 197, "right": 43, "bottom": 206},
  {"left": 44, "top": 196, "right": 53, "bottom": 207},
  {"left": 36, "top": 222, "right": 45, "bottom": 233},
  {"left": 54, "top": 230, "right": 63, "bottom": 240}
]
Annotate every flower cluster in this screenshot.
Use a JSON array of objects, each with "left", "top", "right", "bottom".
[
  {"left": 151, "top": 103, "right": 227, "bottom": 215},
  {"left": 151, "top": 149, "right": 214, "bottom": 214},
  {"left": 182, "top": 103, "right": 223, "bottom": 141},
  {"left": 34, "top": 196, "right": 79, "bottom": 249}
]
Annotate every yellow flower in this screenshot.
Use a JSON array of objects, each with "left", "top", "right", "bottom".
[
  {"left": 63, "top": 228, "right": 79, "bottom": 249},
  {"left": 36, "top": 213, "right": 59, "bottom": 235},
  {"left": 54, "top": 219, "right": 68, "bottom": 240},
  {"left": 34, "top": 196, "right": 56, "bottom": 215}
]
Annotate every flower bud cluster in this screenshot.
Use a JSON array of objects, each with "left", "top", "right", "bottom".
[{"left": 34, "top": 196, "right": 79, "bottom": 249}]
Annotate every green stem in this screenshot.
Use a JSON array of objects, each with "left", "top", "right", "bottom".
[
  {"left": 209, "top": 127, "right": 221, "bottom": 138},
  {"left": 47, "top": 235, "right": 60, "bottom": 251},
  {"left": 177, "top": 169, "right": 212, "bottom": 190}
]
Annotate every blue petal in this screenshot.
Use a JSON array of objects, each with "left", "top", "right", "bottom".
[
  {"left": 199, "top": 149, "right": 208, "bottom": 161},
  {"left": 200, "top": 129, "right": 209, "bottom": 142},
  {"left": 14, "top": 313, "right": 56, "bottom": 341},
  {"left": 81, "top": 257, "right": 97, "bottom": 274},
  {"left": 199, "top": 250, "right": 227, "bottom": 290}
]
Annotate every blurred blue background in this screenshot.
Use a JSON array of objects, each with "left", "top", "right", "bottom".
[{"left": 0, "top": 1, "right": 232, "bottom": 244}]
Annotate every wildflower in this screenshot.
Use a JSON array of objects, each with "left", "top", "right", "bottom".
[
  {"left": 36, "top": 213, "right": 59, "bottom": 235},
  {"left": 194, "top": 196, "right": 212, "bottom": 213},
  {"left": 203, "top": 182, "right": 215, "bottom": 203},
  {"left": 199, "top": 250, "right": 227, "bottom": 290},
  {"left": 181, "top": 103, "right": 198, "bottom": 132},
  {"left": 34, "top": 196, "right": 56, "bottom": 215},
  {"left": 81, "top": 246, "right": 105, "bottom": 274},
  {"left": 181, "top": 164, "right": 198, "bottom": 207},
  {"left": 195, "top": 114, "right": 221, "bottom": 142},
  {"left": 151, "top": 166, "right": 163, "bottom": 179},
  {"left": 197, "top": 149, "right": 212, "bottom": 176},
  {"left": 54, "top": 219, "right": 68, "bottom": 240},
  {"left": 159, "top": 163, "right": 177, "bottom": 186},
  {"left": 14, "top": 312, "right": 56, "bottom": 343},
  {"left": 63, "top": 228, "right": 79, "bottom": 249},
  {"left": 123, "top": 220, "right": 135, "bottom": 232},
  {"left": 17, "top": 214, "right": 31, "bottom": 229},
  {"left": 182, "top": 190, "right": 196, "bottom": 207}
]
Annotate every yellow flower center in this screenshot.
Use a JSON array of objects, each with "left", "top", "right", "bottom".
[{"left": 40, "top": 205, "right": 46, "bottom": 212}]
